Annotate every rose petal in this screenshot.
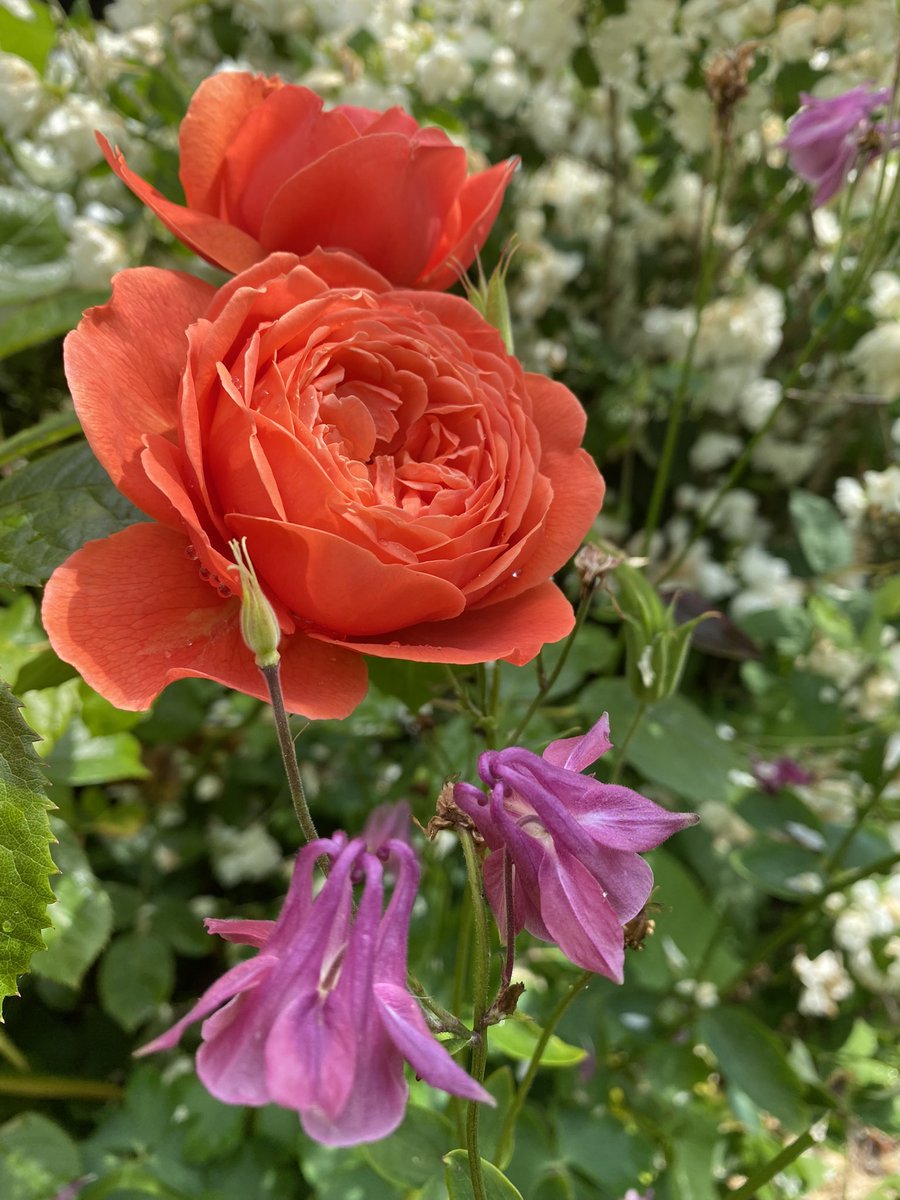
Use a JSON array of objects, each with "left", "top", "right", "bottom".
[
  {"left": 98, "top": 135, "right": 264, "bottom": 274},
  {"left": 63, "top": 266, "right": 214, "bottom": 523},
  {"left": 229, "top": 514, "right": 466, "bottom": 636},
  {"left": 42, "top": 523, "right": 367, "bottom": 717},
  {"left": 418, "top": 157, "right": 518, "bottom": 289},
  {"left": 320, "top": 579, "right": 575, "bottom": 665},
  {"left": 261, "top": 135, "right": 467, "bottom": 286}
]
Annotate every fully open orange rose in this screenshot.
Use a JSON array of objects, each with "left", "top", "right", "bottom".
[
  {"left": 43, "top": 251, "right": 604, "bottom": 718},
  {"left": 98, "top": 73, "right": 516, "bottom": 290}
]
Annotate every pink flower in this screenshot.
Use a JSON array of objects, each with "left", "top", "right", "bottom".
[
  {"left": 138, "top": 833, "right": 490, "bottom": 1146},
  {"left": 454, "top": 715, "right": 698, "bottom": 982},
  {"left": 782, "top": 85, "right": 890, "bottom": 206}
]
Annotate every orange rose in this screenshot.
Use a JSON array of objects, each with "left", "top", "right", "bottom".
[
  {"left": 43, "top": 251, "right": 604, "bottom": 718},
  {"left": 99, "top": 72, "right": 516, "bottom": 290}
]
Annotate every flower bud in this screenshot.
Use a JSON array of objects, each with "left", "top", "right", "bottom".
[
  {"left": 464, "top": 240, "right": 516, "bottom": 354},
  {"left": 229, "top": 537, "right": 281, "bottom": 668}
]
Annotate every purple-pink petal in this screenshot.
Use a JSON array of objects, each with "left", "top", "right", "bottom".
[
  {"left": 135, "top": 953, "right": 278, "bottom": 1057},
  {"left": 542, "top": 712, "right": 613, "bottom": 772},
  {"left": 374, "top": 981, "right": 494, "bottom": 1103},
  {"left": 538, "top": 850, "right": 625, "bottom": 981}
]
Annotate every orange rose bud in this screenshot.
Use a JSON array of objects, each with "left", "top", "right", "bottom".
[{"left": 229, "top": 537, "right": 281, "bottom": 668}]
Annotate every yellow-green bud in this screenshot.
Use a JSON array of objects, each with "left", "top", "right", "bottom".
[
  {"left": 229, "top": 537, "right": 281, "bottom": 668},
  {"left": 463, "top": 239, "right": 517, "bottom": 355}
]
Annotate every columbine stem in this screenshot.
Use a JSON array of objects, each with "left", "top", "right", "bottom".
[
  {"left": 500, "top": 850, "right": 516, "bottom": 991},
  {"left": 507, "top": 583, "right": 595, "bottom": 745},
  {"left": 260, "top": 663, "right": 318, "bottom": 845},
  {"left": 493, "top": 970, "right": 592, "bottom": 1168},
  {"left": 610, "top": 699, "right": 648, "bottom": 785},
  {"left": 460, "top": 828, "right": 492, "bottom": 1200},
  {"left": 726, "top": 1124, "right": 821, "bottom": 1200}
]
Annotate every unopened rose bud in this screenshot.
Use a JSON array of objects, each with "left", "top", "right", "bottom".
[{"left": 229, "top": 537, "right": 281, "bottom": 668}]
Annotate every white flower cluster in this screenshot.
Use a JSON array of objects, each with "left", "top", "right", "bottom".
[{"left": 824, "top": 874, "right": 900, "bottom": 996}]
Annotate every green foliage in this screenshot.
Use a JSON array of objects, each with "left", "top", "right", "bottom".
[
  {"left": 98, "top": 932, "right": 175, "bottom": 1032},
  {"left": 32, "top": 819, "right": 113, "bottom": 988},
  {"left": 0, "top": 289, "right": 107, "bottom": 362},
  {"left": 0, "top": 683, "right": 55, "bottom": 1017},
  {"left": 696, "top": 1007, "right": 809, "bottom": 1130},
  {"left": 445, "top": 1149, "right": 525, "bottom": 1199},
  {"left": 789, "top": 490, "right": 854, "bottom": 575},
  {"left": 0, "top": 441, "right": 144, "bottom": 587},
  {"left": 490, "top": 1017, "right": 587, "bottom": 1068},
  {"left": 0, "top": 1112, "right": 82, "bottom": 1200}
]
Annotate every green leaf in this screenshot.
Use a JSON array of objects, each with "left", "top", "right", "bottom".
[
  {"left": 0, "top": 290, "right": 107, "bottom": 362},
  {"left": 363, "top": 1103, "right": 453, "bottom": 1189},
  {"left": 0, "top": 682, "right": 55, "bottom": 1016},
  {"left": 0, "top": 187, "right": 72, "bottom": 304},
  {"left": 0, "top": 1, "right": 56, "bottom": 73},
  {"left": 32, "top": 819, "right": 113, "bottom": 988},
  {"left": 0, "top": 441, "right": 144, "bottom": 587},
  {"left": 0, "top": 410, "right": 82, "bottom": 469},
  {"left": 365, "top": 656, "right": 446, "bottom": 710},
  {"left": 98, "top": 932, "right": 175, "bottom": 1032},
  {"left": 490, "top": 1016, "right": 587, "bottom": 1067},
  {"left": 730, "top": 841, "right": 822, "bottom": 900},
  {"left": 0, "top": 1112, "right": 82, "bottom": 1200},
  {"left": 478, "top": 1067, "right": 515, "bottom": 1167},
  {"left": 579, "top": 678, "right": 745, "bottom": 804},
  {"left": 445, "top": 1149, "right": 524, "bottom": 1199},
  {"left": 789, "top": 490, "right": 854, "bottom": 575},
  {"left": 558, "top": 1109, "right": 655, "bottom": 1192},
  {"left": 696, "top": 1006, "right": 809, "bottom": 1130}
]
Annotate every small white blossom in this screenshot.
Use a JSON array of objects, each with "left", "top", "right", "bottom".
[
  {"left": 69, "top": 216, "right": 129, "bottom": 290},
  {"left": 0, "top": 52, "right": 44, "bottom": 139},
  {"left": 852, "top": 323, "right": 900, "bottom": 400},
  {"left": 793, "top": 949, "right": 853, "bottom": 1016},
  {"left": 690, "top": 432, "right": 743, "bottom": 473}
]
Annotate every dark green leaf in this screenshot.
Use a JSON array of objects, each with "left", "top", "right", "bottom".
[
  {"left": 363, "top": 1103, "right": 453, "bottom": 1188},
  {"left": 0, "top": 682, "right": 55, "bottom": 1015},
  {"left": 32, "top": 819, "right": 113, "bottom": 988},
  {"left": 97, "top": 932, "right": 175, "bottom": 1032},
  {"left": 445, "top": 1149, "right": 525, "bottom": 1199},
  {"left": 0, "top": 1111, "right": 82, "bottom": 1200},
  {"left": 0, "top": 441, "right": 144, "bottom": 587},
  {"left": 697, "top": 1006, "right": 809, "bottom": 1129},
  {"left": 0, "top": 290, "right": 106, "bottom": 361},
  {"left": 579, "top": 678, "right": 745, "bottom": 804}
]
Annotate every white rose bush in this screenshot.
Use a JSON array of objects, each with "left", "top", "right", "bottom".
[{"left": 0, "top": 1, "right": 898, "bottom": 1198}]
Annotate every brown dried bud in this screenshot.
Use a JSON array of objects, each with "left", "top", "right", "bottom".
[
  {"left": 425, "top": 781, "right": 484, "bottom": 841},
  {"left": 574, "top": 542, "right": 625, "bottom": 594},
  {"left": 704, "top": 42, "right": 758, "bottom": 130},
  {"left": 487, "top": 982, "right": 526, "bottom": 1024},
  {"left": 624, "top": 906, "right": 657, "bottom": 951}
]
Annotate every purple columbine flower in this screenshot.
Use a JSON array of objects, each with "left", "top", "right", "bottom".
[
  {"left": 137, "top": 833, "right": 491, "bottom": 1146},
  {"left": 752, "top": 755, "right": 813, "bottom": 794},
  {"left": 454, "top": 714, "right": 698, "bottom": 982},
  {"left": 782, "top": 85, "right": 890, "bottom": 206}
]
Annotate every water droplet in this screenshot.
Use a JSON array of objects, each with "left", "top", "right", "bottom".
[
  {"left": 218, "top": 584, "right": 232, "bottom": 597},
  {"left": 199, "top": 566, "right": 211, "bottom": 580},
  {"left": 511, "top": 569, "right": 522, "bottom": 579},
  {"left": 185, "top": 545, "right": 198, "bottom": 560},
  {"left": 2, "top": 920, "right": 12, "bottom": 933}
]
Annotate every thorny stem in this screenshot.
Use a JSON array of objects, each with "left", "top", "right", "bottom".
[
  {"left": 493, "top": 971, "right": 592, "bottom": 1169},
  {"left": 610, "top": 699, "right": 648, "bottom": 785},
  {"left": 507, "top": 583, "right": 595, "bottom": 745},
  {"left": 460, "top": 828, "right": 492, "bottom": 1200},
  {"left": 260, "top": 663, "right": 319, "bottom": 845},
  {"left": 641, "top": 131, "right": 729, "bottom": 555}
]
